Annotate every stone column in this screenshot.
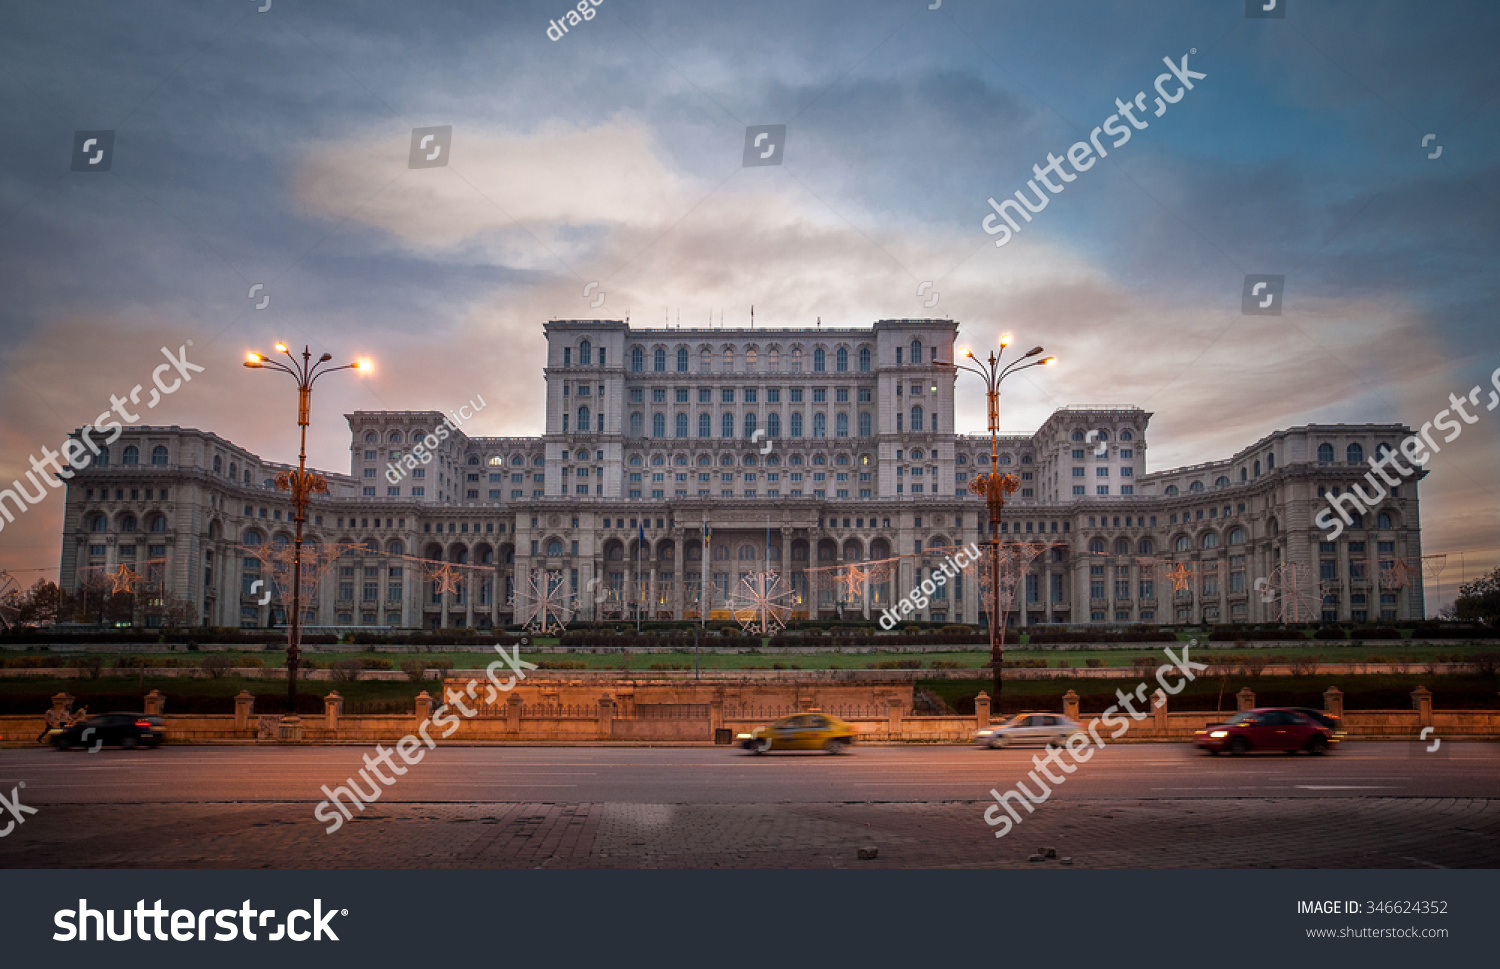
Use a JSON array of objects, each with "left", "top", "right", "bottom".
[
  {"left": 975, "top": 691, "right": 991, "bottom": 729},
  {"left": 1322, "top": 686, "right": 1343, "bottom": 718},
  {"left": 506, "top": 693, "right": 522, "bottom": 733},
  {"left": 51, "top": 693, "right": 74, "bottom": 717},
  {"left": 1062, "top": 689, "right": 1080, "bottom": 721},
  {"left": 278, "top": 715, "right": 303, "bottom": 742},
  {"left": 886, "top": 695, "right": 903, "bottom": 736},
  {"left": 324, "top": 691, "right": 342, "bottom": 731},
  {"left": 710, "top": 695, "right": 724, "bottom": 733},
  {"left": 1152, "top": 687, "right": 1168, "bottom": 736},
  {"left": 1236, "top": 687, "right": 1256, "bottom": 711},
  {"left": 1411, "top": 685, "right": 1433, "bottom": 728},
  {"left": 597, "top": 694, "right": 614, "bottom": 739},
  {"left": 414, "top": 690, "right": 433, "bottom": 725},
  {"left": 143, "top": 690, "right": 165, "bottom": 716},
  {"left": 234, "top": 690, "right": 254, "bottom": 729}
]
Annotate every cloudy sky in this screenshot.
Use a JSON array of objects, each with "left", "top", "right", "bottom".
[{"left": 1, "top": 0, "right": 1496, "bottom": 610}]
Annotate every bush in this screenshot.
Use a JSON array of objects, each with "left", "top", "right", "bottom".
[
  {"left": 200, "top": 655, "right": 234, "bottom": 679},
  {"left": 330, "top": 658, "right": 363, "bottom": 682},
  {"left": 930, "top": 660, "right": 968, "bottom": 669},
  {"left": 1314, "top": 626, "right": 1347, "bottom": 640},
  {"left": 1290, "top": 656, "right": 1319, "bottom": 676},
  {"left": 1085, "top": 658, "right": 1105, "bottom": 668},
  {"left": 361, "top": 658, "right": 392, "bottom": 671},
  {"left": 536, "top": 660, "right": 587, "bottom": 670},
  {"left": 1472, "top": 653, "right": 1499, "bottom": 677},
  {"left": 870, "top": 659, "right": 923, "bottom": 669},
  {"left": 68, "top": 656, "right": 105, "bottom": 678}
]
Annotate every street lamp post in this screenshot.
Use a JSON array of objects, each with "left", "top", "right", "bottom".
[
  {"left": 244, "top": 344, "right": 369, "bottom": 711},
  {"left": 955, "top": 335, "right": 1055, "bottom": 700}
]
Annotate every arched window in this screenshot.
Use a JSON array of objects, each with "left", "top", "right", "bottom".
[
  {"left": 722, "top": 413, "right": 734, "bottom": 438},
  {"left": 123, "top": 445, "right": 139, "bottom": 465},
  {"left": 910, "top": 339, "right": 922, "bottom": 362},
  {"left": 1240, "top": 468, "right": 1248, "bottom": 482},
  {"left": 1253, "top": 459, "right": 1261, "bottom": 476},
  {"left": 652, "top": 413, "right": 665, "bottom": 438},
  {"left": 790, "top": 348, "right": 802, "bottom": 371},
  {"left": 1346, "top": 443, "right": 1364, "bottom": 464},
  {"left": 1174, "top": 535, "right": 1191, "bottom": 552},
  {"left": 1375, "top": 442, "right": 1394, "bottom": 459},
  {"left": 767, "top": 413, "right": 781, "bottom": 438},
  {"left": 1317, "top": 443, "right": 1334, "bottom": 464},
  {"left": 1071, "top": 431, "right": 1085, "bottom": 442},
  {"left": 768, "top": 347, "right": 779, "bottom": 371},
  {"left": 546, "top": 540, "right": 563, "bottom": 557},
  {"left": 790, "top": 412, "right": 803, "bottom": 437},
  {"left": 88, "top": 513, "right": 107, "bottom": 532},
  {"left": 1189, "top": 480, "right": 1205, "bottom": 493},
  {"left": 1267, "top": 453, "right": 1275, "bottom": 470},
  {"left": 364, "top": 432, "right": 377, "bottom": 444},
  {"left": 998, "top": 453, "right": 1012, "bottom": 465},
  {"left": 723, "top": 347, "right": 734, "bottom": 370},
  {"left": 630, "top": 347, "right": 643, "bottom": 371},
  {"left": 836, "top": 347, "right": 848, "bottom": 372},
  {"left": 720, "top": 454, "right": 734, "bottom": 466},
  {"left": 577, "top": 406, "right": 590, "bottom": 433},
  {"left": 1138, "top": 537, "right": 1155, "bottom": 555},
  {"left": 1377, "top": 512, "right": 1393, "bottom": 529},
  {"left": 911, "top": 449, "right": 924, "bottom": 461},
  {"left": 858, "top": 413, "right": 871, "bottom": 437},
  {"left": 713, "top": 544, "right": 729, "bottom": 561},
  {"left": 653, "top": 348, "right": 666, "bottom": 372},
  {"left": 629, "top": 413, "right": 644, "bottom": 437},
  {"left": 835, "top": 413, "right": 848, "bottom": 437},
  {"left": 148, "top": 513, "right": 168, "bottom": 533},
  {"left": 213, "top": 455, "right": 222, "bottom": 473},
  {"left": 911, "top": 406, "right": 924, "bottom": 432},
  {"left": 577, "top": 448, "right": 590, "bottom": 460},
  {"left": 1215, "top": 476, "right": 1230, "bottom": 488},
  {"left": 1120, "top": 430, "right": 1133, "bottom": 441},
  {"left": 746, "top": 348, "right": 757, "bottom": 372},
  {"left": 1089, "top": 539, "right": 1106, "bottom": 554},
  {"left": 1165, "top": 485, "right": 1179, "bottom": 496},
  {"left": 1114, "top": 539, "right": 1130, "bottom": 555},
  {"left": 813, "top": 348, "right": 825, "bottom": 372},
  {"left": 738, "top": 544, "right": 756, "bottom": 561},
  {"left": 698, "top": 413, "right": 711, "bottom": 438},
  {"left": 389, "top": 430, "right": 404, "bottom": 443},
  {"left": 388, "top": 540, "right": 405, "bottom": 555},
  {"left": 151, "top": 445, "right": 169, "bottom": 466},
  {"left": 1350, "top": 512, "right": 1364, "bottom": 529},
  {"left": 858, "top": 346, "right": 871, "bottom": 372},
  {"left": 579, "top": 340, "right": 592, "bottom": 365},
  {"left": 1201, "top": 533, "right": 1219, "bottom": 549},
  {"left": 120, "top": 513, "right": 138, "bottom": 532},
  {"left": 744, "top": 413, "right": 757, "bottom": 437},
  {"left": 813, "top": 413, "right": 826, "bottom": 437},
  {"left": 675, "top": 413, "right": 688, "bottom": 438},
  {"left": 651, "top": 455, "right": 665, "bottom": 466},
  {"left": 700, "top": 347, "right": 711, "bottom": 372},
  {"left": 677, "top": 347, "right": 688, "bottom": 371}
]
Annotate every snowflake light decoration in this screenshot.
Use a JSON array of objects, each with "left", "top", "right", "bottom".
[
  {"left": 953, "top": 542, "right": 1058, "bottom": 627},
  {"left": 511, "top": 569, "right": 574, "bottom": 634},
  {"left": 1259, "top": 561, "right": 1325, "bottom": 624},
  {"left": 731, "top": 569, "right": 792, "bottom": 635},
  {"left": 0, "top": 572, "right": 22, "bottom": 630}
]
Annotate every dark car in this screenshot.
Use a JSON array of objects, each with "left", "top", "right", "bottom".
[
  {"left": 1193, "top": 707, "right": 1336, "bottom": 756},
  {"left": 50, "top": 713, "right": 165, "bottom": 750}
]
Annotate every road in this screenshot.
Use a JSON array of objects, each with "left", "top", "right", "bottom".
[{"left": 1, "top": 743, "right": 1497, "bottom": 868}]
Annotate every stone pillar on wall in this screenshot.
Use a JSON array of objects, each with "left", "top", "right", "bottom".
[
  {"left": 506, "top": 693, "right": 522, "bottom": 733},
  {"left": 886, "top": 696, "right": 903, "bottom": 735},
  {"left": 1062, "top": 689, "right": 1080, "bottom": 721},
  {"left": 1152, "top": 688, "right": 1168, "bottom": 736},
  {"left": 324, "top": 692, "right": 342, "bottom": 731},
  {"left": 51, "top": 693, "right": 74, "bottom": 717},
  {"left": 1411, "top": 686, "right": 1433, "bottom": 727},
  {"left": 710, "top": 695, "right": 724, "bottom": 732},
  {"left": 143, "top": 690, "right": 165, "bottom": 715},
  {"left": 414, "top": 691, "right": 433, "bottom": 724},
  {"left": 1236, "top": 687, "right": 1256, "bottom": 711},
  {"left": 234, "top": 690, "right": 254, "bottom": 729},
  {"left": 975, "top": 691, "right": 990, "bottom": 729},
  {"left": 1322, "top": 686, "right": 1343, "bottom": 718},
  {"left": 597, "top": 694, "right": 614, "bottom": 739}
]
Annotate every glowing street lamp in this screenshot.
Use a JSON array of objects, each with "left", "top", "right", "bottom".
[{"left": 243, "top": 344, "right": 370, "bottom": 710}]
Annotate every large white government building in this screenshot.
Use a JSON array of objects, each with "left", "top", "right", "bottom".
[{"left": 57, "top": 319, "right": 1425, "bottom": 629}]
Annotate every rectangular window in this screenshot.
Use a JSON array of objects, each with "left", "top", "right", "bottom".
[
  {"left": 790, "top": 388, "right": 803, "bottom": 403},
  {"left": 767, "top": 388, "right": 780, "bottom": 402},
  {"left": 675, "top": 388, "right": 688, "bottom": 402},
  {"left": 813, "top": 388, "right": 826, "bottom": 402},
  {"left": 745, "top": 388, "right": 758, "bottom": 403},
  {"left": 722, "top": 388, "right": 734, "bottom": 403}
]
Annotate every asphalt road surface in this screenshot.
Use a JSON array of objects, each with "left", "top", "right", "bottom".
[{"left": 2, "top": 742, "right": 1497, "bottom": 868}]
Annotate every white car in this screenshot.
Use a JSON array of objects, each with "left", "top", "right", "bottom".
[{"left": 974, "top": 713, "right": 1082, "bottom": 748}]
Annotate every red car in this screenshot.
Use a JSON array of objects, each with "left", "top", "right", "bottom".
[{"left": 1194, "top": 707, "right": 1336, "bottom": 756}]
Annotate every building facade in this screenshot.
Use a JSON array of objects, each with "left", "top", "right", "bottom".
[{"left": 56, "top": 319, "right": 1425, "bottom": 628}]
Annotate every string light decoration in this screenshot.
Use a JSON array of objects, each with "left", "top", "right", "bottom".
[
  {"left": 1379, "top": 557, "right": 1417, "bottom": 591},
  {"left": 0, "top": 572, "right": 22, "bottom": 630},
  {"left": 731, "top": 569, "right": 793, "bottom": 635},
  {"left": 511, "top": 569, "right": 574, "bottom": 634},
  {"left": 1259, "top": 560, "right": 1325, "bottom": 624}
]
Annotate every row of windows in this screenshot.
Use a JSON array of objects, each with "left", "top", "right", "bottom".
[
  {"left": 625, "top": 387, "right": 876, "bottom": 404},
  {"left": 620, "top": 411, "right": 892, "bottom": 439},
  {"left": 627, "top": 345, "right": 880, "bottom": 373}
]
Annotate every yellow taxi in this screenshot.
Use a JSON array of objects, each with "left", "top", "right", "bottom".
[{"left": 739, "top": 713, "right": 857, "bottom": 754}]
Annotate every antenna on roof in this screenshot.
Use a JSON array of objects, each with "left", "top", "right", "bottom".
[
  {"left": 817, "top": 316, "right": 821, "bottom": 328},
  {"left": 750, "top": 305, "right": 754, "bottom": 329}
]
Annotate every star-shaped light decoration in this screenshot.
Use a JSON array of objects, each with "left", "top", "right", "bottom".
[
  {"left": 511, "top": 569, "right": 574, "bottom": 635},
  {"left": 1379, "top": 558, "right": 1417, "bottom": 591},
  {"left": 1165, "top": 562, "right": 1194, "bottom": 593},
  {"left": 106, "top": 563, "right": 145, "bottom": 594},
  {"left": 731, "top": 569, "right": 793, "bottom": 635}
]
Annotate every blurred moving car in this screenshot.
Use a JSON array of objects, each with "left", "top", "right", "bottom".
[
  {"left": 974, "top": 713, "right": 1082, "bottom": 749},
  {"left": 50, "top": 713, "right": 165, "bottom": 750},
  {"left": 1194, "top": 707, "right": 1336, "bottom": 755},
  {"left": 739, "top": 713, "right": 856, "bottom": 754},
  {"left": 1291, "top": 706, "right": 1347, "bottom": 741}
]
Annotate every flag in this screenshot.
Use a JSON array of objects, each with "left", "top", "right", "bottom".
[{"left": 639, "top": 520, "right": 646, "bottom": 552}]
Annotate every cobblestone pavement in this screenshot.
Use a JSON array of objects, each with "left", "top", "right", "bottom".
[{"left": 3, "top": 797, "right": 1496, "bottom": 868}]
